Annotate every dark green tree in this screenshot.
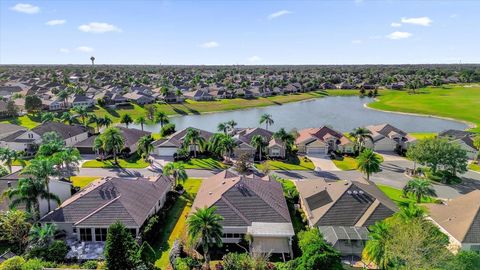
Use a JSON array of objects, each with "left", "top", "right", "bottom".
[{"left": 104, "top": 221, "right": 140, "bottom": 270}]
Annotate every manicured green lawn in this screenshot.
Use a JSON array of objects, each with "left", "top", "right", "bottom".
[
  {"left": 1, "top": 114, "right": 42, "bottom": 129},
  {"left": 82, "top": 155, "right": 149, "bottom": 168},
  {"left": 154, "top": 178, "right": 202, "bottom": 269},
  {"left": 369, "top": 84, "right": 480, "bottom": 132},
  {"left": 71, "top": 176, "right": 100, "bottom": 188},
  {"left": 468, "top": 163, "right": 480, "bottom": 172},
  {"left": 410, "top": 132, "right": 437, "bottom": 140},
  {"left": 377, "top": 184, "right": 438, "bottom": 206},
  {"left": 332, "top": 156, "right": 358, "bottom": 170},
  {"left": 178, "top": 158, "right": 229, "bottom": 170},
  {"left": 255, "top": 156, "right": 315, "bottom": 171}
]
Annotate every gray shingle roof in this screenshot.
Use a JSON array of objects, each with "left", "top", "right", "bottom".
[{"left": 32, "top": 122, "right": 88, "bottom": 140}]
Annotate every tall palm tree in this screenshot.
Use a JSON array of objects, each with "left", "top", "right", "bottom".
[
  {"left": 155, "top": 111, "right": 169, "bottom": 128},
  {"left": 60, "top": 111, "right": 75, "bottom": 125},
  {"left": 52, "top": 148, "right": 81, "bottom": 181},
  {"left": 187, "top": 207, "right": 223, "bottom": 267},
  {"left": 73, "top": 105, "right": 89, "bottom": 126},
  {"left": 90, "top": 56, "right": 95, "bottom": 66},
  {"left": 21, "top": 158, "right": 57, "bottom": 213},
  {"left": 163, "top": 162, "right": 188, "bottom": 188},
  {"left": 217, "top": 122, "right": 228, "bottom": 134},
  {"left": 120, "top": 114, "right": 133, "bottom": 128},
  {"left": 184, "top": 128, "right": 206, "bottom": 158},
  {"left": 101, "top": 127, "right": 125, "bottom": 164},
  {"left": 350, "top": 127, "right": 373, "bottom": 153},
  {"left": 135, "top": 116, "right": 147, "bottom": 131},
  {"left": 357, "top": 149, "right": 382, "bottom": 182},
  {"left": 57, "top": 90, "right": 69, "bottom": 108},
  {"left": 137, "top": 135, "right": 154, "bottom": 162},
  {"left": 363, "top": 221, "right": 391, "bottom": 269},
  {"left": 101, "top": 116, "right": 113, "bottom": 128},
  {"left": 396, "top": 202, "right": 426, "bottom": 221},
  {"left": 402, "top": 178, "right": 436, "bottom": 203},
  {"left": 5, "top": 177, "right": 60, "bottom": 222},
  {"left": 273, "top": 128, "right": 295, "bottom": 154},
  {"left": 88, "top": 114, "right": 101, "bottom": 133},
  {"left": 251, "top": 135, "right": 266, "bottom": 161},
  {"left": 0, "top": 147, "right": 19, "bottom": 173},
  {"left": 259, "top": 114, "right": 274, "bottom": 130}
]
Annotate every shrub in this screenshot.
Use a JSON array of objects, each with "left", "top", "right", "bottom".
[
  {"left": 21, "top": 259, "right": 45, "bottom": 270},
  {"left": 0, "top": 256, "right": 25, "bottom": 270},
  {"left": 175, "top": 184, "right": 184, "bottom": 191},
  {"left": 223, "top": 253, "right": 253, "bottom": 270},
  {"left": 174, "top": 257, "right": 201, "bottom": 270},
  {"left": 28, "top": 240, "right": 69, "bottom": 263},
  {"left": 81, "top": 260, "right": 98, "bottom": 269}
]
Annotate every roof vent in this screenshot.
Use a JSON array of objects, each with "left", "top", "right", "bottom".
[
  {"left": 7, "top": 181, "right": 11, "bottom": 188},
  {"left": 353, "top": 190, "right": 358, "bottom": 195},
  {"left": 208, "top": 192, "right": 213, "bottom": 195},
  {"left": 359, "top": 190, "right": 364, "bottom": 194},
  {"left": 222, "top": 181, "right": 226, "bottom": 185},
  {"left": 347, "top": 191, "right": 352, "bottom": 195}
]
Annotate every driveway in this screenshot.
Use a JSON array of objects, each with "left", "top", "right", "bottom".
[
  {"left": 376, "top": 151, "right": 408, "bottom": 162},
  {"left": 307, "top": 155, "right": 340, "bottom": 171}
]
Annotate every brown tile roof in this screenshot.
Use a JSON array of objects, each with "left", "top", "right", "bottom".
[
  {"left": 425, "top": 190, "right": 480, "bottom": 243},
  {"left": 296, "top": 126, "right": 352, "bottom": 146}
]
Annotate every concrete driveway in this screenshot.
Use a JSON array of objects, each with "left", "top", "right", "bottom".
[
  {"left": 376, "top": 151, "right": 407, "bottom": 162},
  {"left": 307, "top": 155, "right": 340, "bottom": 171}
]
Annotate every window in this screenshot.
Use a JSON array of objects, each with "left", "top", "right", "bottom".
[
  {"left": 95, "top": 228, "right": 108, "bottom": 242},
  {"left": 80, "top": 228, "right": 92, "bottom": 241}
]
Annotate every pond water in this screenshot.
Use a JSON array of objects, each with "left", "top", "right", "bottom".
[{"left": 131, "top": 96, "right": 468, "bottom": 133}]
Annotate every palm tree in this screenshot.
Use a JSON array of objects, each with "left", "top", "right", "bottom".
[
  {"left": 259, "top": 114, "right": 274, "bottom": 130},
  {"left": 273, "top": 128, "right": 295, "bottom": 154},
  {"left": 52, "top": 148, "right": 81, "bottom": 181},
  {"left": 0, "top": 147, "right": 19, "bottom": 173},
  {"left": 226, "top": 120, "right": 237, "bottom": 131},
  {"left": 207, "top": 133, "right": 236, "bottom": 161},
  {"left": 363, "top": 221, "right": 391, "bottom": 269},
  {"left": 60, "top": 111, "right": 75, "bottom": 125},
  {"left": 101, "top": 127, "right": 125, "bottom": 164},
  {"left": 93, "top": 136, "right": 105, "bottom": 160},
  {"left": 184, "top": 128, "right": 206, "bottom": 158},
  {"left": 396, "top": 202, "right": 426, "bottom": 221},
  {"left": 217, "top": 122, "right": 228, "bottom": 134},
  {"left": 90, "top": 56, "right": 95, "bottom": 66},
  {"left": 5, "top": 178, "right": 60, "bottom": 221},
  {"left": 187, "top": 206, "right": 223, "bottom": 267},
  {"left": 57, "top": 90, "right": 69, "bottom": 108},
  {"left": 155, "top": 111, "right": 169, "bottom": 128},
  {"left": 73, "top": 105, "right": 89, "bottom": 126},
  {"left": 88, "top": 114, "right": 101, "bottom": 133},
  {"left": 357, "top": 149, "right": 382, "bottom": 182},
  {"left": 350, "top": 127, "right": 373, "bottom": 153},
  {"left": 101, "top": 116, "right": 113, "bottom": 128},
  {"left": 163, "top": 162, "right": 188, "bottom": 188},
  {"left": 21, "top": 158, "right": 57, "bottom": 213},
  {"left": 251, "top": 135, "right": 266, "bottom": 161},
  {"left": 135, "top": 116, "right": 147, "bottom": 131},
  {"left": 29, "top": 223, "right": 57, "bottom": 248},
  {"left": 402, "top": 178, "right": 436, "bottom": 203},
  {"left": 120, "top": 114, "right": 133, "bottom": 128},
  {"left": 41, "top": 112, "right": 55, "bottom": 123},
  {"left": 137, "top": 135, "right": 154, "bottom": 162}
]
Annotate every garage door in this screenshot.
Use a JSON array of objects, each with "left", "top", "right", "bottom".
[
  {"left": 157, "top": 147, "right": 178, "bottom": 157},
  {"left": 307, "top": 147, "right": 326, "bottom": 155}
]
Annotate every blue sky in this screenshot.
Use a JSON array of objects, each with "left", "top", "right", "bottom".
[{"left": 1, "top": 0, "right": 479, "bottom": 65}]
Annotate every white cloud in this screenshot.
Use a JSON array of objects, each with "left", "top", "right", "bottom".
[
  {"left": 78, "top": 22, "right": 121, "bottom": 33},
  {"left": 248, "top": 56, "right": 262, "bottom": 62},
  {"left": 46, "top": 19, "right": 66, "bottom": 26},
  {"left": 391, "top": 22, "right": 402, "bottom": 27},
  {"left": 10, "top": 3, "right": 40, "bottom": 14},
  {"left": 200, "top": 41, "right": 219, "bottom": 49},
  {"left": 386, "top": 31, "right": 412, "bottom": 40},
  {"left": 59, "top": 48, "right": 70, "bottom": 53},
  {"left": 76, "top": 46, "right": 94, "bottom": 53},
  {"left": 268, "top": 10, "right": 291, "bottom": 20},
  {"left": 352, "top": 39, "right": 363, "bottom": 44},
  {"left": 400, "top": 17, "right": 432, "bottom": 26}
]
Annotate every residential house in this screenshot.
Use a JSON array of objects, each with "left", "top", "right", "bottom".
[
  {"left": 425, "top": 190, "right": 480, "bottom": 253},
  {"left": 71, "top": 95, "right": 94, "bottom": 108},
  {"left": 319, "top": 226, "right": 369, "bottom": 258},
  {"left": 75, "top": 127, "right": 150, "bottom": 155},
  {"left": 232, "top": 128, "right": 286, "bottom": 159},
  {"left": 40, "top": 175, "right": 171, "bottom": 243},
  {"left": 191, "top": 170, "right": 294, "bottom": 259},
  {"left": 0, "top": 171, "right": 72, "bottom": 217},
  {"left": 439, "top": 129, "right": 478, "bottom": 160},
  {"left": 184, "top": 89, "right": 214, "bottom": 101},
  {"left": 152, "top": 127, "right": 213, "bottom": 157},
  {"left": 32, "top": 122, "right": 89, "bottom": 147},
  {"left": 296, "top": 126, "right": 354, "bottom": 155},
  {"left": 123, "top": 92, "right": 155, "bottom": 105},
  {"left": 365, "top": 124, "right": 416, "bottom": 152}
]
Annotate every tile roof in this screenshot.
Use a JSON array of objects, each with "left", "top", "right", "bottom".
[
  {"left": 296, "top": 126, "right": 352, "bottom": 146},
  {"left": 41, "top": 176, "right": 171, "bottom": 227},
  {"left": 32, "top": 122, "right": 88, "bottom": 140}
]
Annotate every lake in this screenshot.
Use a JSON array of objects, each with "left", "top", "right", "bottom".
[{"left": 131, "top": 96, "right": 468, "bottom": 133}]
